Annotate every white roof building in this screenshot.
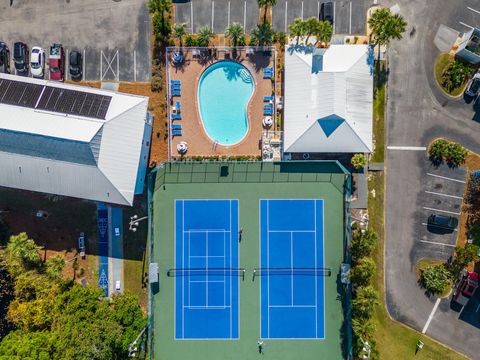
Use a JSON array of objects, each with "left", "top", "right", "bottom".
[
  {"left": 283, "top": 44, "right": 374, "bottom": 154},
  {"left": 0, "top": 73, "right": 151, "bottom": 206}
]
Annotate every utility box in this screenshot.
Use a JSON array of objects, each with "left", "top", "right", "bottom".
[{"left": 149, "top": 263, "right": 159, "bottom": 284}]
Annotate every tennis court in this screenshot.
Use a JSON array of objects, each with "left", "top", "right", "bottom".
[
  {"left": 259, "top": 199, "right": 325, "bottom": 339},
  {"left": 174, "top": 199, "right": 240, "bottom": 339}
]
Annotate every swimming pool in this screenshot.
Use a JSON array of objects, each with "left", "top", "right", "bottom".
[{"left": 198, "top": 61, "right": 254, "bottom": 146}]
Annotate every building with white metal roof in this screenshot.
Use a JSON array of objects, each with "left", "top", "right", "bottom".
[
  {"left": 0, "top": 73, "right": 151, "bottom": 206},
  {"left": 283, "top": 44, "right": 374, "bottom": 154}
]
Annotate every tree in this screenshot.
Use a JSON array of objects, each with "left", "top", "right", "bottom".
[
  {"left": 368, "top": 8, "right": 407, "bottom": 58},
  {"left": 45, "top": 255, "right": 65, "bottom": 281},
  {"left": 173, "top": 23, "right": 187, "bottom": 47},
  {"left": 351, "top": 153, "right": 367, "bottom": 170},
  {"left": 352, "top": 286, "right": 378, "bottom": 320},
  {"left": 304, "top": 17, "right": 318, "bottom": 44},
  {"left": 350, "top": 257, "right": 376, "bottom": 287},
  {"left": 251, "top": 21, "right": 275, "bottom": 46},
  {"left": 197, "top": 26, "right": 214, "bottom": 47},
  {"left": 314, "top": 20, "right": 334, "bottom": 45},
  {"left": 225, "top": 22, "right": 244, "bottom": 47},
  {"left": 350, "top": 229, "right": 378, "bottom": 261},
  {"left": 420, "top": 264, "right": 451, "bottom": 295},
  {"left": 5, "top": 233, "right": 42, "bottom": 278},
  {"left": 0, "top": 330, "right": 55, "bottom": 359},
  {"left": 448, "top": 244, "right": 480, "bottom": 278},
  {"left": 148, "top": 0, "right": 172, "bottom": 37},
  {"left": 288, "top": 18, "right": 306, "bottom": 44},
  {"left": 185, "top": 34, "right": 198, "bottom": 47},
  {"left": 258, "top": 0, "right": 277, "bottom": 24}
]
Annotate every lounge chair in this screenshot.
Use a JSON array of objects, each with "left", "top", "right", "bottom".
[
  {"left": 170, "top": 80, "right": 181, "bottom": 85},
  {"left": 264, "top": 96, "right": 274, "bottom": 102},
  {"left": 171, "top": 90, "right": 181, "bottom": 96},
  {"left": 264, "top": 67, "right": 273, "bottom": 72},
  {"left": 176, "top": 101, "right": 181, "bottom": 111},
  {"left": 172, "top": 129, "right": 182, "bottom": 136},
  {"left": 264, "top": 109, "right": 273, "bottom": 115},
  {"left": 264, "top": 104, "right": 273, "bottom": 109},
  {"left": 171, "top": 124, "right": 182, "bottom": 130},
  {"left": 263, "top": 72, "right": 273, "bottom": 79},
  {"left": 170, "top": 84, "right": 181, "bottom": 90},
  {"left": 171, "top": 113, "right": 182, "bottom": 120}
]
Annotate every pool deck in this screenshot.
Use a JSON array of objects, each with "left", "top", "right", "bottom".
[{"left": 167, "top": 48, "right": 275, "bottom": 159}]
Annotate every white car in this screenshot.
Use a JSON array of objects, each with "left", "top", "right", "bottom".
[
  {"left": 30, "top": 46, "right": 45, "bottom": 78},
  {"left": 115, "top": 280, "right": 121, "bottom": 292}
]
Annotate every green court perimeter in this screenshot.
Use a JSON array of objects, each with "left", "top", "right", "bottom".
[{"left": 149, "top": 161, "right": 351, "bottom": 360}]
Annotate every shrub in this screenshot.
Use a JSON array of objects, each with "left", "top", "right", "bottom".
[
  {"left": 151, "top": 75, "right": 163, "bottom": 92},
  {"left": 445, "top": 142, "right": 468, "bottom": 166},
  {"left": 185, "top": 34, "right": 197, "bottom": 47},
  {"left": 352, "top": 286, "right": 378, "bottom": 320},
  {"left": 448, "top": 244, "right": 480, "bottom": 278},
  {"left": 428, "top": 139, "right": 448, "bottom": 162},
  {"left": 350, "top": 257, "right": 376, "bottom": 287},
  {"left": 420, "top": 264, "right": 451, "bottom": 295},
  {"left": 441, "top": 60, "right": 472, "bottom": 91},
  {"left": 237, "top": 34, "right": 246, "bottom": 46},
  {"left": 351, "top": 153, "right": 367, "bottom": 170},
  {"left": 350, "top": 229, "right": 377, "bottom": 261}
]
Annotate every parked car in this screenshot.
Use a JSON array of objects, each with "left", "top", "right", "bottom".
[
  {"left": 13, "top": 42, "right": 29, "bottom": 76},
  {"left": 320, "top": 1, "right": 334, "bottom": 25},
  {"left": 427, "top": 214, "right": 458, "bottom": 230},
  {"left": 115, "top": 280, "right": 121, "bottom": 292},
  {"left": 30, "top": 46, "right": 45, "bottom": 78},
  {"left": 69, "top": 50, "right": 82, "bottom": 81},
  {"left": 49, "top": 43, "right": 65, "bottom": 81},
  {"left": 0, "top": 42, "right": 10, "bottom": 74},
  {"left": 452, "top": 271, "right": 479, "bottom": 308},
  {"left": 465, "top": 72, "right": 480, "bottom": 98}
]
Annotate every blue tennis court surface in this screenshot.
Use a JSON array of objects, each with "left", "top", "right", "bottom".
[
  {"left": 175, "top": 199, "right": 239, "bottom": 339},
  {"left": 260, "top": 199, "right": 325, "bottom": 339}
]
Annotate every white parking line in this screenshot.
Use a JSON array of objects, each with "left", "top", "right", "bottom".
[
  {"left": 212, "top": 1, "right": 214, "bottom": 29},
  {"left": 467, "top": 6, "right": 480, "bottom": 15},
  {"left": 426, "top": 173, "right": 466, "bottom": 184},
  {"left": 285, "top": 1, "right": 288, "bottom": 33},
  {"left": 191, "top": 1, "right": 194, "bottom": 32},
  {"left": 387, "top": 146, "right": 426, "bottom": 150},
  {"left": 422, "top": 298, "right": 441, "bottom": 334},
  {"left": 333, "top": 1, "right": 336, "bottom": 33},
  {"left": 460, "top": 21, "right": 474, "bottom": 29},
  {"left": 228, "top": 1, "right": 230, "bottom": 26},
  {"left": 476, "top": 303, "right": 480, "bottom": 313},
  {"left": 134, "top": 50, "right": 136, "bottom": 82},
  {"left": 66, "top": 49, "right": 69, "bottom": 81},
  {"left": 421, "top": 223, "right": 458, "bottom": 232},
  {"left": 244, "top": 1, "right": 247, "bottom": 31},
  {"left": 301, "top": 1, "right": 304, "bottom": 19},
  {"left": 420, "top": 239, "right": 456, "bottom": 247},
  {"left": 423, "top": 207, "right": 461, "bottom": 216},
  {"left": 349, "top": 2, "right": 352, "bottom": 34},
  {"left": 83, "top": 49, "right": 86, "bottom": 80},
  {"left": 425, "top": 191, "right": 463, "bottom": 200}
]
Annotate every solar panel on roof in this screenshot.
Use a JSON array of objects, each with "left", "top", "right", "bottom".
[{"left": 0, "top": 78, "right": 112, "bottom": 120}]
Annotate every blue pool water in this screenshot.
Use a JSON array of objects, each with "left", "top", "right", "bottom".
[{"left": 198, "top": 61, "right": 254, "bottom": 145}]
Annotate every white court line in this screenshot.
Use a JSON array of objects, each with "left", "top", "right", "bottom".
[
  {"left": 460, "top": 21, "right": 474, "bottom": 29},
  {"left": 189, "top": 255, "right": 225, "bottom": 258},
  {"left": 423, "top": 207, "right": 461, "bottom": 216},
  {"left": 421, "top": 223, "right": 458, "bottom": 232},
  {"left": 349, "top": 2, "right": 352, "bottom": 34},
  {"left": 285, "top": 1, "right": 288, "bottom": 33},
  {"left": 422, "top": 298, "right": 441, "bottom": 333},
  {"left": 387, "top": 146, "right": 426, "bottom": 150},
  {"left": 291, "top": 232, "right": 294, "bottom": 306},
  {"left": 268, "top": 230, "right": 315, "bottom": 233},
  {"left": 189, "top": 280, "right": 225, "bottom": 283},
  {"left": 426, "top": 173, "right": 466, "bottom": 183},
  {"left": 467, "top": 6, "right": 480, "bottom": 15},
  {"left": 419, "top": 239, "right": 456, "bottom": 247},
  {"left": 269, "top": 305, "right": 316, "bottom": 308},
  {"left": 425, "top": 191, "right": 463, "bottom": 200}
]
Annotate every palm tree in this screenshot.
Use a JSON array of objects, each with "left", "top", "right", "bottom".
[
  {"left": 197, "top": 26, "right": 214, "bottom": 47},
  {"left": 304, "top": 17, "right": 318, "bottom": 44},
  {"left": 288, "top": 18, "right": 306, "bottom": 45},
  {"left": 258, "top": 0, "right": 277, "bottom": 24},
  {"left": 148, "top": 0, "right": 172, "bottom": 35},
  {"left": 314, "top": 20, "right": 333, "bottom": 45},
  {"left": 251, "top": 21, "right": 275, "bottom": 46},
  {"left": 368, "top": 8, "right": 407, "bottom": 58},
  {"left": 225, "top": 22, "right": 244, "bottom": 47},
  {"left": 173, "top": 23, "right": 187, "bottom": 47}
]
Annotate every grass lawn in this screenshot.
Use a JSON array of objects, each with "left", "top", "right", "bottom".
[
  {"left": 434, "top": 53, "right": 469, "bottom": 97},
  {"left": 372, "top": 61, "right": 386, "bottom": 163},
  {"left": 368, "top": 173, "right": 466, "bottom": 359}
]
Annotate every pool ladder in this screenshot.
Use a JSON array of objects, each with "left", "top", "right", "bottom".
[{"left": 238, "top": 69, "right": 252, "bottom": 84}]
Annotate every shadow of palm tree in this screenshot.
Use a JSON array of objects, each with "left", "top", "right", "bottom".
[{"left": 223, "top": 64, "right": 239, "bottom": 81}]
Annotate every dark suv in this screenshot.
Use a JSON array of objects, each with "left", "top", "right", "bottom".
[
  {"left": 0, "top": 42, "right": 10, "bottom": 74},
  {"left": 69, "top": 50, "right": 83, "bottom": 81},
  {"left": 320, "top": 1, "right": 334, "bottom": 25},
  {"left": 13, "top": 42, "right": 29, "bottom": 76},
  {"left": 427, "top": 214, "right": 458, "bottom": 231}
]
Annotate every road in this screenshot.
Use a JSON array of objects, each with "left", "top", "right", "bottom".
[{"left": 384, "top": 0, "right": 480, "bottom": 358}]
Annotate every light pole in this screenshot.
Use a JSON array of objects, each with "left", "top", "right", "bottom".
[{"left": 129, "top": 215, "right": 148, "bottom": 232}]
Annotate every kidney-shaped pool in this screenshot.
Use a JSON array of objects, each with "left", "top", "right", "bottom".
[{"left": 197, "top": 61, "right": 254, "bottom": 146}]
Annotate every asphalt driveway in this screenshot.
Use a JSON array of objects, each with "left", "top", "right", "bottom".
[{"left": 0, "top": 0, "right": 150, "bottom": 81}]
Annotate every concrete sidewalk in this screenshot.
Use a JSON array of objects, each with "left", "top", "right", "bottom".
[{"left": 108, "top": 206, "right": 124, "bottom": 296}]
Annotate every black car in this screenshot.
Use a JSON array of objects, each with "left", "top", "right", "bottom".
[
  {"left": 427, "top": 214, "right": 458, "bottom": 230},
  {"left": 0, "top": 42, "right": 10, "bottom": 74},
  {"left": 320, "top": 1, "right": 334, "bottom": 25},
  {"left": 13, "top": 42, "right": 28, "bottom": 75},
  {"left": 69, "top": 50, "right": 82, "bottom": 81}
]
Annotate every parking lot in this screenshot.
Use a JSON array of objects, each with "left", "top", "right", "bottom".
[
  {"left": 414, "top": 161, "right": 467, "bottom": 262},
  {"left": 174, "top": 0, "right": 369, "bottom": 35},
  {"left": 0, "top": 0, "right": 150, "bottom": 82}
]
